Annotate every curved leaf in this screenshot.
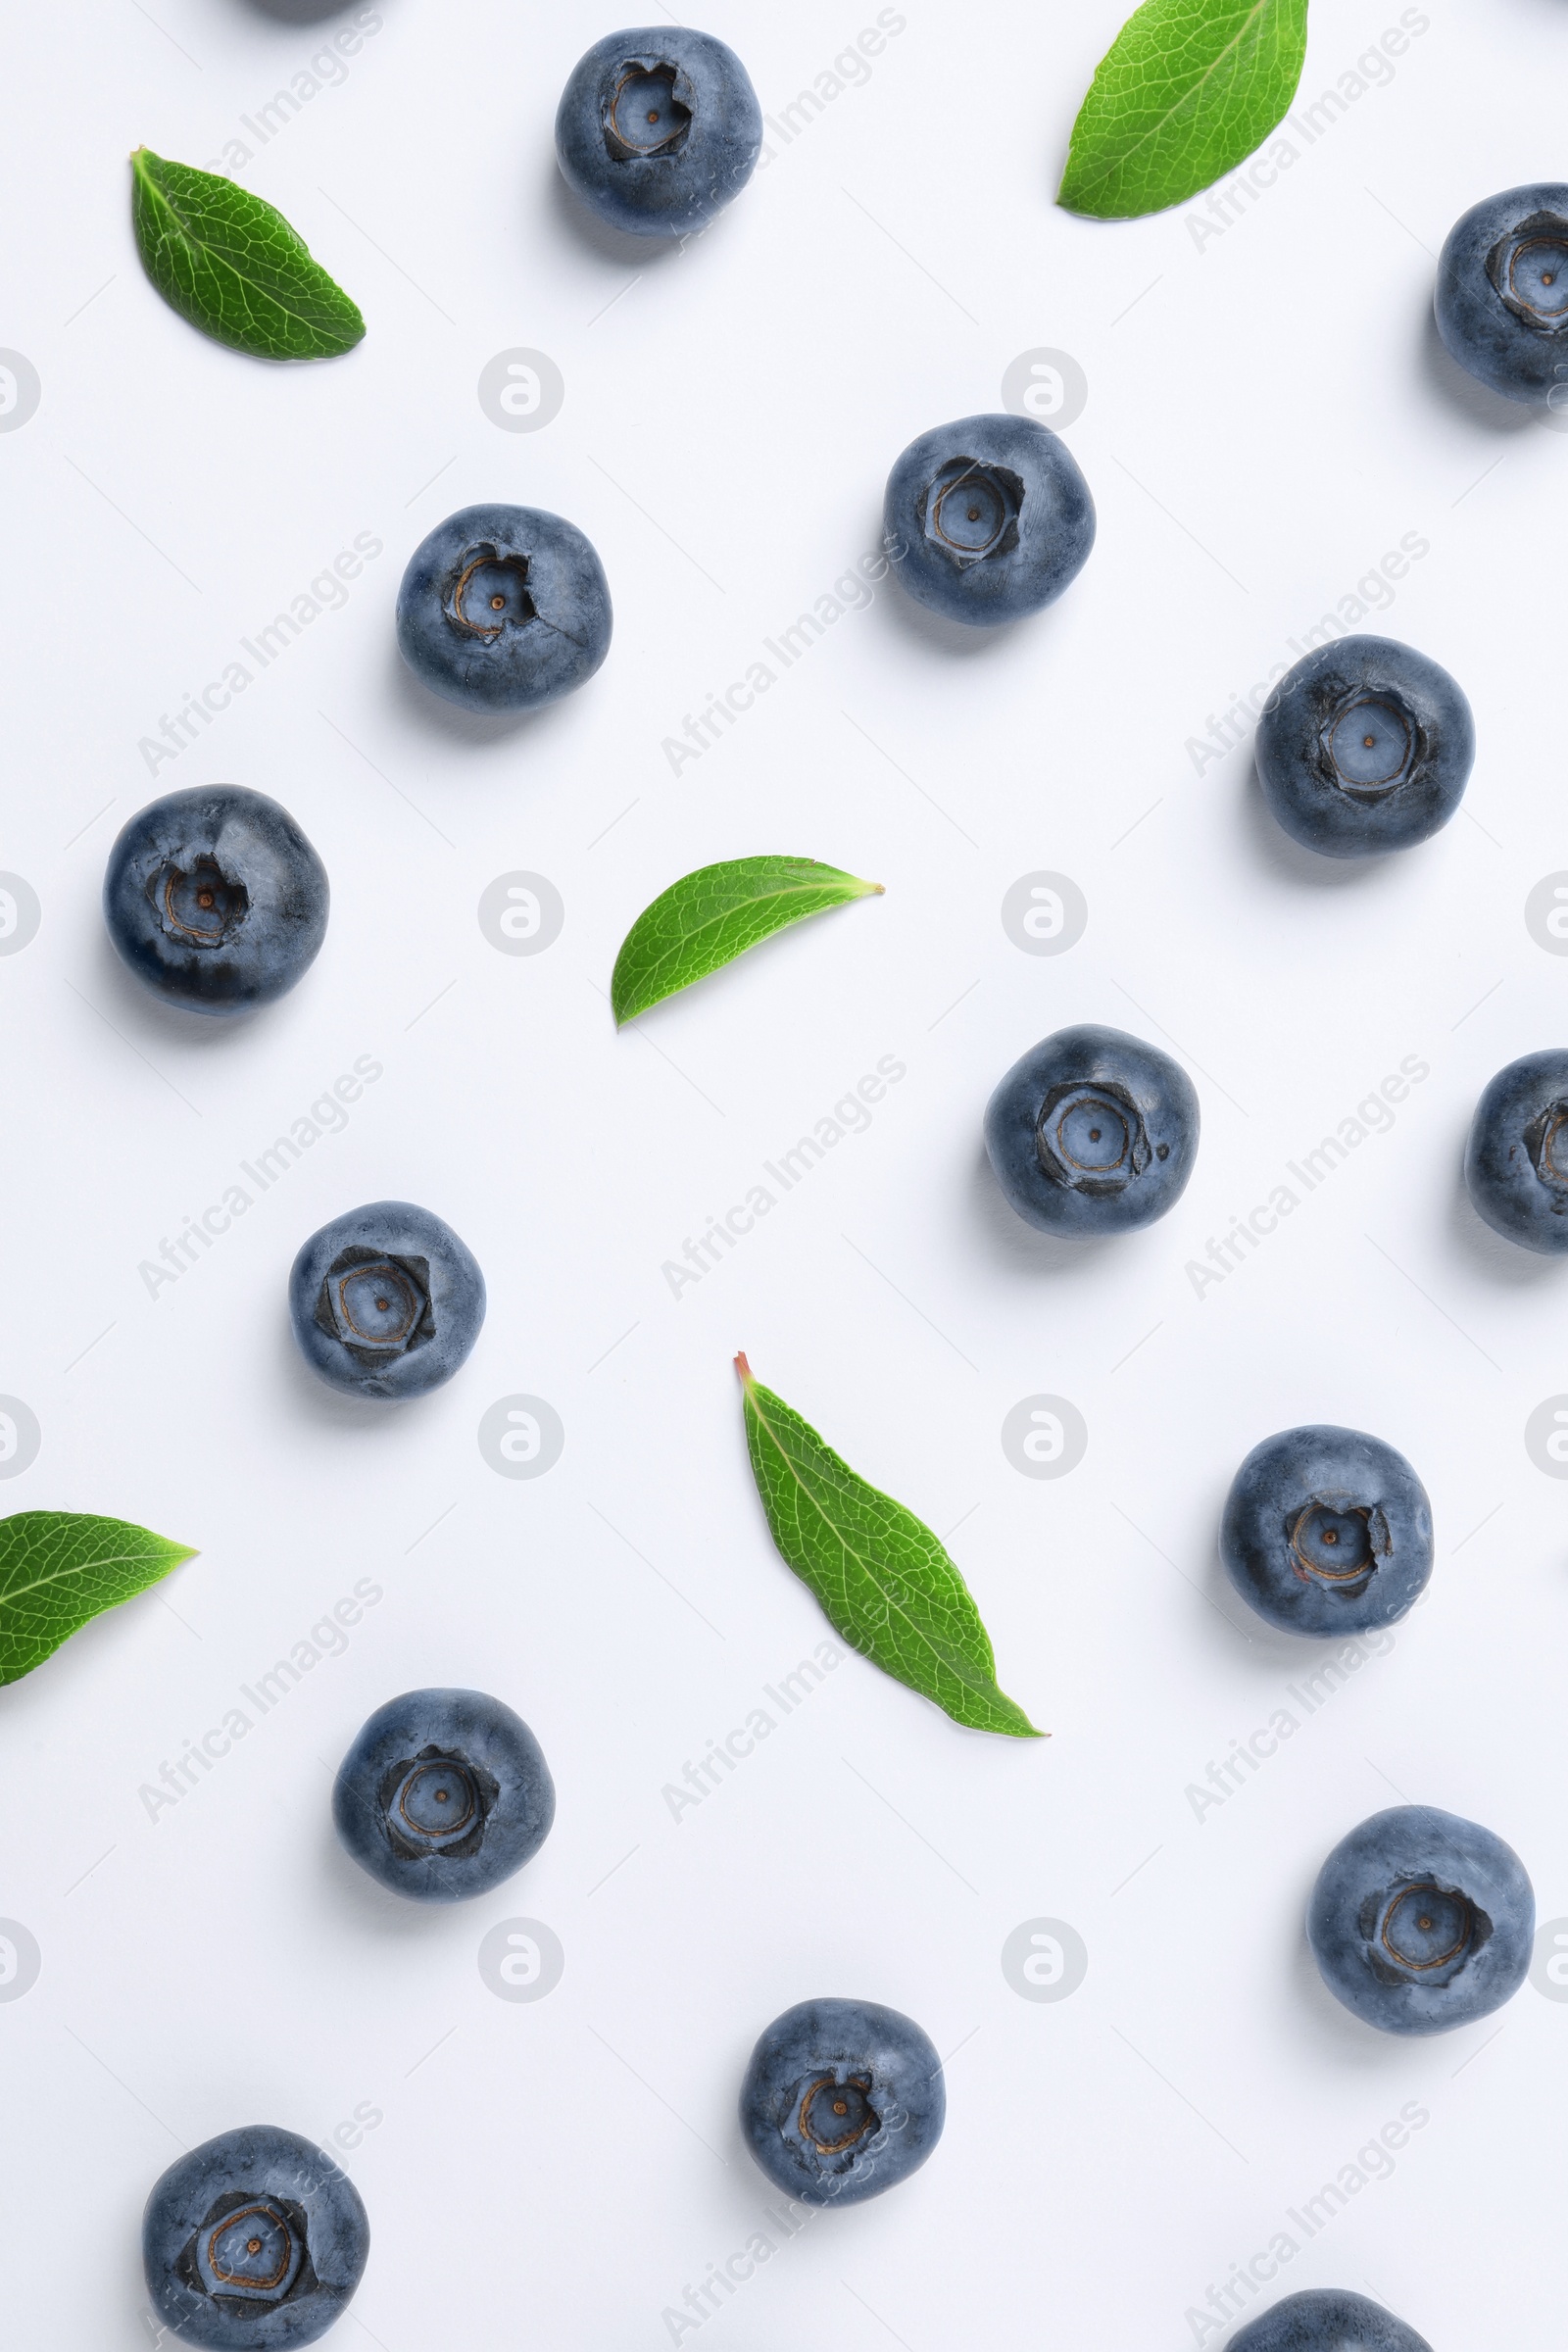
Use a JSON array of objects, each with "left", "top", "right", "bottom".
[
  {"left": 131, "top": 147, "right": 366, "bottom": 360},
  {"left": 737, "top": 1356, "right": 1042, "bottom": 1739},
  {"left": 1057, "top": 0, "right": 1308, "bottom": 221},
  {"left": 612, "top": 857, "right": 882, "bottom": 1025},
  {"left": 0, "top": 1512, "right": 197, "bottom": 1686}
]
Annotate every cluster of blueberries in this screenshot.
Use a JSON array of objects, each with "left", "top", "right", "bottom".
[{"left": 106, "top": 24, "right": 1568, "bottom": 2352}]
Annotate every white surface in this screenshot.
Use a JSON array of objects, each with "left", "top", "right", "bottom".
[{"left": 1, "top": 0, "right": 1565, "bottom": 2345}]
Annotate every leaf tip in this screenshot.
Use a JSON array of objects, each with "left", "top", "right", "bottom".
[{"left": 734, "top": 1351, "right": 756, "bottom": 1388}]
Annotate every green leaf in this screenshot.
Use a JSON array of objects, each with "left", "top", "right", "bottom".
[
  {"left": 611, "top": 857, "right": 883, "bottom": 1025},
  {"left": 130, "top": 147, "right": 366, "bottom": 360},
  {"left": 0, "top": 1512, "right": 197, "bottom": 1686},
  {"left": 736, "top": 1356, "right": 1043, "bottom": 1739},
  {"left": 1057, "top": 0, "right": 1308, "bottom": 220}
]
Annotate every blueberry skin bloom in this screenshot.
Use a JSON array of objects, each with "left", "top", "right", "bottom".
[
  {"left": 740, "top": 1997, "right": 945, "bottom": 2208},
  {"left": 1227, "top": 2288, "right": 1433, "bottom": 2352},
  {"left": 1464, "top": 1049, "right": 1568, "bottom": 1254},
  {"left": 984, "top": 1023, "right": 1199, "bottom": 1238},
  {"left": 143, "top": 2124, "right": 368, "bottom": 2350},
  {"left": 333, "top": 1689, "right": 555, "bottom": 1903},
  {"left": 288, "top": 1201, "right": 485, "bottom": 1401},
  {"left": 1255, "top": 635, "right": 1474, "bottom": 858},
  {"left": 103, "top": 786, "right": 328, "bottom": 1016},
  {"left": 1220, "top": 1425, "right": 1433, "bottom": 1638},
  {"left": 884, "top": 414, "right": 1095, "bottom": 627},
  {"left": 1308, "top": 1804, "right": 1534, "bottom": 2035},
  {"left": 556, "top": 27, "right": 762, "bottom": 238},
  {"left": 1437, "top": 183, "right": 1568, "bottom": 405},
  {"left": 396, "top": 504, "right": 612, "bottom": 713}
]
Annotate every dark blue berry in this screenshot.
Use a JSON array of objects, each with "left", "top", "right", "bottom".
[
  {"left": 1220, "top": 1426, "right": 1434, "bottom": 1638},
  {"left": 556, "top": 26, "right": 762, "bottom": 239},
  {"left": 333, "top": 1689, "right": 555, "bottom": 1903},
  {"left": 739, "top": 1997, "right": 945, "bottom": 2208},
  {"left": 1226, "top": 2288, "right": 1432, "bottom": 2351},
  {"left": 288, "top": 1201, "right": 485, "bottom": 1401},
  {"left": 984, "top": 1023, "right": 1199, "bottom": 1237},
  {"left": 396, "top": 504, "right": 612, "bottom": 713},
  {"left": 1437, "top": 183, "right": 1568, "bottom": 405},
  {"left": 142, "top": 2124, "right": 368, "bottom": 2350},
  {"left": 1464, "top": 1049, "right": 1568, "bottom": 1254},
  {"left": 1255, "top": 635, "right": 1474, "bottom": 858},
  {"left": 1308, "top": 1804, "right": 1534, "bottom": 2035},
  {"left": 103, "top": 787, "right": 327, "bottom": 1016},
  {"left": 883, "top": 413, "right": 1095, "bottom": 627}
]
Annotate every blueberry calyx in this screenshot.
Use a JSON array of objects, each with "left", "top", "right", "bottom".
[
  {"left": 1287, "top": 1495, "right": 1390, "bottom": 1592},
  {"left": 1361, "top": 1879, "right": 1489, "bottom": 1987},
  {"left": 1320, "top": 690, "right": 1418, "bottom": 798},
  {"left": 799, "top": 2074, "right": 878, "bottom": 2155},
  {"left": 1035, "top": 1077, "right": 1149, "bottom": 1195},
  {"left": 177, "top": 2190, "right": 318, "bottom": 2311},
  {"left": 604, "top": 58, "right": 693, "bottom": 159},
  {"left": 379, "top": 1743, "right": 496, "bottom": 1862},
  {"left": 151, "top": 855, "right": 250, "bottom": 948},
  {"left": 444, "top": 544, "right": 537, "bottom": 644},
  {"left": 1524, "top": 1099, "right": 1568, "bottom": 1194},
  {"left": 1487, "top": 209, "right": 1568, "bottom": 330},
  {"left": 921, "top": 459, "right": 1023, "bottom": 570},
  {"left": 315, "top": 1250, "right": 434, "bottom": 1363}
]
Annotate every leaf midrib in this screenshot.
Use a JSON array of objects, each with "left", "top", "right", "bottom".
[
  {"left": 0, "top": 1542, "right": 189, "bottom": 1610},
  {"left": 631, "top": 872, "right": 865, "bottom": 991},
  {"left": 1082, "top": 0, "right": 1278, "bottom": 186},
  {"left": 746, "top": 1386, "right": 998, "bottom": 1701}
]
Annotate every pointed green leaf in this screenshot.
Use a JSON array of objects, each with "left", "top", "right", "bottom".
[
  {"left": 1057, "top": 0, "right": 1308, "bottom": 221},
  {"left": 0, "top": 1512, "right": 198, "bottom": 1686},
  {"left": 736, "top": 1356, "right": 1042, "bottom": 1739},
  {"left": 131, "top": 147, "right": 366, "bottom": 360},
  {"left": 611, "top": 857, "right": 883, "bottom": 1025}
]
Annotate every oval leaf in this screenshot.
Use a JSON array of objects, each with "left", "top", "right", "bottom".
[
  {"left": 0, "top": 1512, "right": 197, "bottom": 1686},
  {"left": 131, "top": 147, "right": 366, "bottom": 360},
  {"left": 612, "top": 857, "right": 883, "bottom": 1025},
  {"left": 1057, "top": 0, "right": 1308, "bottom": 221},
  {"left": 737, "top": 1356, "right": 1042, "bottom": 1739}
]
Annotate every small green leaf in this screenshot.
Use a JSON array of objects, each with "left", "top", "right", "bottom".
[
  {"left": 1057, "top": 0, "right": 1308, "bottom": 220},
  {"left": 611, "top": 857, "right": 883, "bottom": 1025},
  {"left": 131, "top": 146, "right": 366, "bottom": 360},
  {"left": 0, "top": 1512, "right": 197, "bottom": 1686},
  {"left": 736, "top": 1356, "right": 1042, "bottom": 1739}
]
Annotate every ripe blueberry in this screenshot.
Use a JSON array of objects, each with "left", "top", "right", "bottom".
[
  {"left": 1308, "top": 1804, "right": 1534, "bottom": 2035},
  {"left": 103, "top": 786, "right": 328, "bottom": 1016},
  {"left": 288, "top": 1201, "right": 485, "bottom": 1401},
  {"left": 1437, "top": 183, "right": 1568, "bottom": 405},
  {"left": 396, "top": 504, "right": 612, "bottom": 713},
  {"left": 1226, "top": 2288, "right": 1432, "bottom": 2351},
  {"left": 333, "top": 1689, "right": 555, "bottom": 1902},
  {"left": 1464, "top": 1049, "right": 1568, "bottom": 1253},
  {"left": 1220, "top": 1425, "right": 1434, "bottom": 1638},
  {"left": 142, "top": 2124, "right": 368, "bottom": 2350},
  {"left": 1255, "top": 635, "right": 1474, "bottom": 858},
  {"left": 984, "top": 1023, "right": 1199, "bottom": 1237},
  {"left": 556, "top": 27, "right": 762, "bottom": 239},
  {"left": 884, "top": 413, "right": 1095, "bottom": 626},
  {"left": 739, "top": 1997, "right": 945, "bottom": 2207}
]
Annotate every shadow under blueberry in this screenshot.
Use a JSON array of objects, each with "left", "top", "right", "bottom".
[
  {"left": 1417, "top": 299, "right": 1538, "bottom": 436},
  {"left": 965, "top": 1139, "right": 1123, "bottom": 1279},
  {"left": 235, "top": 0, "right": 379, "bottom": 23},
  {"left": 860, "top": 502, "right": 1050, "bottom": 662},
  {"left": 544, "top": 154, "right": 684, "bottom": 272},
  {"left": 382, "top": 634, "right": 587, "bottom": 755},
  {"left": 1235, "top": 754, "right": 1408, "bottom": 894},
  {"left": 88, "top": 919, "right": 282, "bottom": 1057},
  {"left": 1445, "top": 1124, "right": 1568, "bottom": 1289}
]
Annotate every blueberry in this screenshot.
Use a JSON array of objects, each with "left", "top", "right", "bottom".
[
  {"left": 1464, "top": 1049, "right": 1568, "bottom": 1253},
  {"left": 142, "top": 2124, "right": 368, "bottom": 2350},
  {"left": 1437, "top": 183, "right": 1568, "bottom": 405},
  {"left": 739, "top": 1997, "right": 945, "bottom": 2207},
  {"left": 883, "top": 413, "right": 1095, "bottom": 627},
  {"left": 556, "top": 27, "right": 761, "bottom": 240},
  {"left": 288, "top": 1201, "right": 485, "bottom": 1401},
  {"left": 333, "top": 1688, "right": 555, "bottom": 1903},
  {"left": 1226, "top": 2288, "right": 1432, "bottom": 2352},
  {"left": 1308, "top": 1804, "right": 1534, "bottom": 2035},
  {"left": 396, "top": 504, "right": 612, "bottom": 713},
  {"left": 103, "top": 786, "right": 328, "bottom": 1017},
  {"left": 984, "top": 1023, "right": 1199, "bottom": 1238},
  {"left": 1254, "top": 635, "right": 1474, "bottom": 858},
  {"left": 1220, "top": 1425, "right": 1434, "bottom": 1638}
]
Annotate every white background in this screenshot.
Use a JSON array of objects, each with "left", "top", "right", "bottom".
[{"left": 1, "top": 0, "right": 1565, "bottom": 2344}]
